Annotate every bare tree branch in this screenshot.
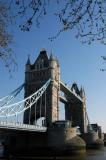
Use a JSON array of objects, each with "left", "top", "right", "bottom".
[
  {"left": 11, "top": 0, "right": 106, "bottom": 44},
  {"left": 0, "top": 1, "right": 17, "bottom": 74},
  {"left": 1, "top": 0, "right": 106, "bottom": 73}
]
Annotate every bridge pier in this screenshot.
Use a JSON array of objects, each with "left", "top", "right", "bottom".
[
  {"left": 65, "top": 102, "right": 87, "bottom": 134},
  {"left": 1, "top": 130, "right": 47, "bottom": 158},
  {"left": 0, "top": 124, "right": 86, "bottom": 158}
]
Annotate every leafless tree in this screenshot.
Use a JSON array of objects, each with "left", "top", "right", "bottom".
[
  {"left": 1, "top": 0, "right": 106, "bottom": 72},
  {"left": 0, "top": 1, "right": 17, "bottom": 74},
  {"left": 13, "top": 0, "right": 106, "bottom": 44}
]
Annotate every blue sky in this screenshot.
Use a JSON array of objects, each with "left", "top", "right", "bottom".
[{"left": 0, "top": 2, "right": 106, "bottom": 132}]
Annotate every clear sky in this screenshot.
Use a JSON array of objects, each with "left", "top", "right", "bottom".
[{"left": 0, "top": 2, "right": 106, "bottom": 132}]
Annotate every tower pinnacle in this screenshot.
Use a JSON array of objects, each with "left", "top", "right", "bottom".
[{"left": 26, "top": 54, "right": 31, "bottom": 65}]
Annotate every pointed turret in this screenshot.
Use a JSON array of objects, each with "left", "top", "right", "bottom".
[
  {"left": 25, "top": 55, "right": 31, "bottom": 71},
  {"left": 26, "top": 55, "right": 31, "bottom": 65},
  {"left": 50, "top": 51, "right": 55, "bottom": 61},
  {"left": 80, "top": 86, "right": 86, "bottom": 98},
  {"left": 80, "top": 86, "right": 83, "bottom": 98},
  {"left": 71, "top": 82, "right": 80, "bottom": 95},
  {"left": 50, "top": 53, "right": 53, "bottom": 60}
]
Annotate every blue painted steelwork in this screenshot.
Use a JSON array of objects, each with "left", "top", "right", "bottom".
[{"left": 0, "top": 84, "right": 24, "bottom": 107}]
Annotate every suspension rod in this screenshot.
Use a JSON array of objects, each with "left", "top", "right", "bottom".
[{"left": 0, "top": 79, "right": 51, "bottom": 118}]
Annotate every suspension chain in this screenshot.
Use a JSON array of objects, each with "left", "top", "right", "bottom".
[{"left": 0, "top": 79, "right": 51, "bottom": 118}]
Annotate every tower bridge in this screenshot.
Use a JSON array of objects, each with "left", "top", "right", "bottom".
[
  {"left": 0, "top": 49, "right": 99, "bottom": 157},
  {"left": 0, "top": 50, "right": 97, "bottom": 158},
  {"left": 0, "top": 49, "right": 87, "bottom": 133}
]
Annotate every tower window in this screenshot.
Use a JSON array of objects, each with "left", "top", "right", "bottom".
[
  {"left": 40, "top": 64, "right": 42, "bottom": 69},
  {"left": 37, "top": 65, "right": 39, "bottom": 70}
]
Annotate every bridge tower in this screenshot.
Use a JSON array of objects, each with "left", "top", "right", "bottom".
[
  {"left": 65, "top": 83, "right": 87, "bottom": 134},
  {"left": 24, "top": 49, "right": 60, "bottom": 127}
]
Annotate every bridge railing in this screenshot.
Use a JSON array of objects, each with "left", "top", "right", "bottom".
[{"left": 0, "top": 121, "right": 47, "bottom": 132}]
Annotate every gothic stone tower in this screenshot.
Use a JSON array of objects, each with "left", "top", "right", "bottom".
[
  {"left": 24, "top": 49, "right": 60, "bottom": 127},
  {"left": 65, "top": 83, "right": 87, "bottom": 134}
]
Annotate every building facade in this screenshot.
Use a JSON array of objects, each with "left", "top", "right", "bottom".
[{"left": 24, "top": 49, "right": 60, "bottom": 127}]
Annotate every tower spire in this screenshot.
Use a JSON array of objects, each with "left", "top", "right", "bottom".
[
  {"left": 80, "top": 86, "right": 86, "bottom": 98},
  {"left": 50, "top": 50, "right": 56, "bottom": 61},
  {"left": 50, "top": 51, "right": 53, "bottom": 60},
  {"left": 26, "top": 54, "right": 31, "bottom": 65}
]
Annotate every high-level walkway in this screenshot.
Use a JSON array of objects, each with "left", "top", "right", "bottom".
[{"left": 60, "top": 81, "right": 83, "bottom": 103}]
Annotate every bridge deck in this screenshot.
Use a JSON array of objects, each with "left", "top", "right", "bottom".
[
  {"left": 59, "top": 95, "right": 68, "bottom": 103},
  {"left": 0, "top": 121, "right": 47, "bottom": 132}
]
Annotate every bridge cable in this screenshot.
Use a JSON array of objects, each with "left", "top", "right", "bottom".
[
  {"left": 29, "top": 106, "right": 31, "bottom": 125},
  {"left": 0, "top": 83, "right": 24, "bottom": 107},
  {"left": 0, "top": 79, "right": 51, "bottom": 117},
  {"left": 34, "top": 102, "right": 37, "bottom": 125},
  {"left": 44, "top": 90, "right": 46, "bottom": 127},
  {"left": 15, "top": 113, "right": 18, "bottom": 123},
  {"left": 6, "top": 114, "right": 7, "bottom": 124},
  {"left": 40, "top": 95, "right": 42, "bottom": 119}
]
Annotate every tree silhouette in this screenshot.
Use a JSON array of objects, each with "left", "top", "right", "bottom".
[
  {"left": 0, "top": 1, "right": 17, "bottom": 74},
  {"left": 13, "top": 0, "right": 106, "bottom": 44}
]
